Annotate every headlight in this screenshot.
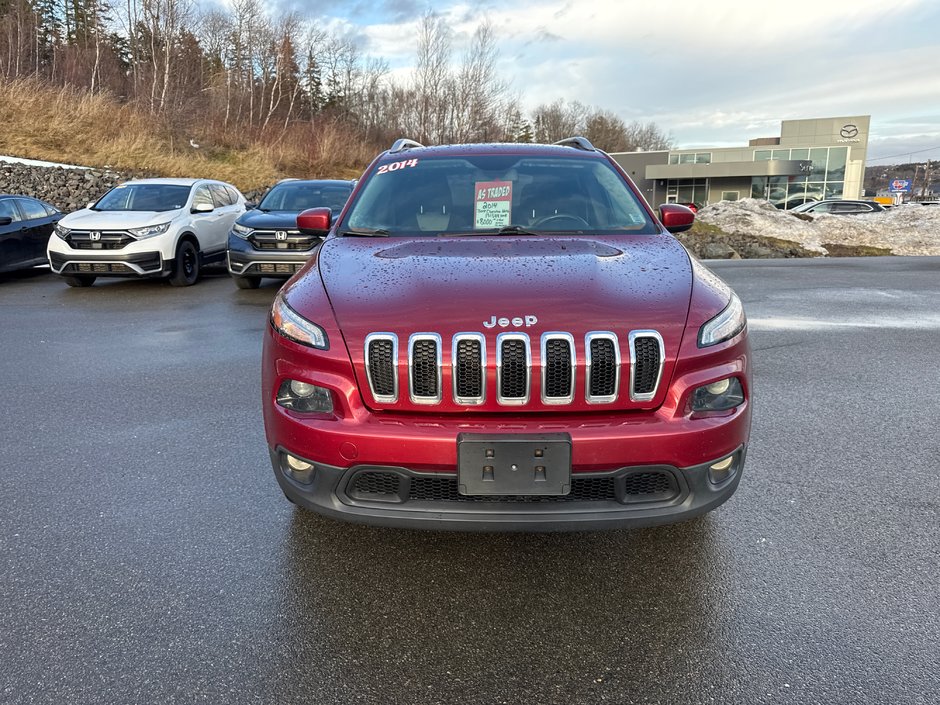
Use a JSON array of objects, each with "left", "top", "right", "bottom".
[
  {"left": 698, "top": 292, "right": 746, "bottom": 347},
  {"left": 692, "top": 377, "right": 745, "bottom": 412},
  {"left": 271, "top": 293, "right": 329, "bottom": 349},
  {"left": 232, "top": 222, "right": 254, "bottom": 238},
  {"left": 128, "top": 222, "right": 172, "bottom": 239},
  {"left": 54, "top": 223, "right": 71, "bottom": 239}
]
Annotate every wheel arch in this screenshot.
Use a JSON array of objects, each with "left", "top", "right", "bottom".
[{"left": 176, "top": 231, "right": 201, "bottom": 253}]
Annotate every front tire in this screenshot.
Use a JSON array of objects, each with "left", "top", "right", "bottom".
[
  {"left": 63, "top": 275, "right": 96, "bottom": 287},
  {"left": 169, "top": 239, "right": 200, "bottom": 287},
  {"left": 234, "top": 275, "right": 261, "bottom": 290}
]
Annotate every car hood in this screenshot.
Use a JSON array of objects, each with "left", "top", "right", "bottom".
[
  {"left": 60, "top": 209, "right": 180, "bottom": 230},
  {"left": 311, "top": 234, "right": 693, "bottom": 334},
  {"left": 237, "top": 211, "right": 303, "bottom": 230}
]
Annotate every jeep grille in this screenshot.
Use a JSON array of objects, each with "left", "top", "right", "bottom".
[{"left": 363, "top": 330, "right": 664, "bottom": 407}]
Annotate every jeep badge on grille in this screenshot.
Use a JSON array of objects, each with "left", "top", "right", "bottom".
[{"left": 483, "top": 315, "right": 538, "bottom": 328}]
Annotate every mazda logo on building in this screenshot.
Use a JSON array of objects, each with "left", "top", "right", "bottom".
[
  {"left": 840, "top": 124, "right": 859, "bottom": 138},
  {"left": 89, "top": 231, "right": 101, "bottom": 241},
  {"left": 275, "top": 231, "right": 288, "bottom": 241}
]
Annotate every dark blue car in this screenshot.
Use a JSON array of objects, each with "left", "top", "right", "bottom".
[
  {"left": 0, "top": 195, "right": 61, "bottom": 275},
  {"left": 227, "top": 179, "right": 354, "bottom": 289}
]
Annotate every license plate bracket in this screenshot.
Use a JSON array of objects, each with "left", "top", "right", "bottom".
[{"left": 457, "top": 433, "right": 572, "bottom": 496}]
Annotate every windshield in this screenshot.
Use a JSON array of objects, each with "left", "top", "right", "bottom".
[
  {"left": 259, "top": 182, "right": 352, "bottom": 212},
  {"left": 343, "top": 154, "right": 656, "bottom": 236},
  {"left": 95, "top": 184, "right": 191, "bottom": 212}
]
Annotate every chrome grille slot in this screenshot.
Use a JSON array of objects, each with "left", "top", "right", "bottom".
[
  {"left": 365, "top": 333, "right": 398, "bottom": 403},
  {"left": 453, "top": 334, "right": 485, "bottom": 404},
  {"left": 586, "top": 332, "right": 619, "bottom": 403},
  {"left": 629, "top": 331, "right": 665, "bottom": 402},
  {"left": 409, "top": 333, "right": 442, "bottom": 403},
  {"left": 497, "top": 333, "right": 530, "bottom": 405},
  {"left": 541, "top": 333, "right": 575, "bottom": 404}
]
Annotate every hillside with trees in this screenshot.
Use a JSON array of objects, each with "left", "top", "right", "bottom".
[{"left": 0, "top": 3, "right": 672, "bottom": 188}]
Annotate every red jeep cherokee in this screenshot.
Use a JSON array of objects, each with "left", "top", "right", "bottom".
[{"left": 262, "top": 137, "right": 751, "bottom": 530}]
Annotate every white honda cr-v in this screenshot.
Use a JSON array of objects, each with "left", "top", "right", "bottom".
[{"left": 47, "top": 178, "right": 245, "bottom": 287}]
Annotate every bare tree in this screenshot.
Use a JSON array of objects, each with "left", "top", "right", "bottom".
[
  {"left": 412, "top": 10, "right": 450, "bottom": 143},
  {"left": 139, "top": 0, "right": 194, "bottom": 111},
  {"left": 451, "top": 20, "right": 507, "bottom": 142},
  {"left": 622, "top": 120, "right": 673, "bottom": 151},
  {"left": 532, "top": 99, "right": 586, "bottom": 143}
]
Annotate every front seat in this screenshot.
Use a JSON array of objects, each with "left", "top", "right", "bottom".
[{"left": 401, "top": 180, "right": 455, "bottom": 232}]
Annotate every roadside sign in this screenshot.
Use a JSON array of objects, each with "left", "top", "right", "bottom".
[{"left": 889, "top": 179, "right": 912, "bottom": 193}]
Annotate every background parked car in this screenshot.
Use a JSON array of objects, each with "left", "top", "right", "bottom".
[
  {"left": 227, "top": 179, "right": 354, "bottom": 289},
  {"left": 0, "top": 195, "right": 61, "bottom": 275},
  {"left": 47, "top": 178, "right": 245, "bottom": 287},
  {"left": 790, "top": 199, "right": 885, "bottom": 215},
  {"left": 773, "top": 195, "right": 819, "bottom": 210}
]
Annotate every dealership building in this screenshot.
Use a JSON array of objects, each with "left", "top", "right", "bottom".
[{"left": 611, "top": 115, "right": 870, "bottom": 209}]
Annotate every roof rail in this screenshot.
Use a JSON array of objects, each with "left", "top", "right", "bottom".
[
  {"left": 389, "top": 138, "right": 425, "bottom": 153},
  {"left": 553, "top": 136, "right": 596, "bottom": 152}
]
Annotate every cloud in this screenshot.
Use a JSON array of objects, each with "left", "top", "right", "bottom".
[{"left": 252, "top": 0, "right": 940, "bottom": 163}]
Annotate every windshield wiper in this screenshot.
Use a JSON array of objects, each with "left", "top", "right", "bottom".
[
  {"left": 440, "top": 226, "right": 539, "bottom": 237},
  {"left": 340, "top": 228, "right": 389, "bottom": 237},
  {"left": 495, "top": 225, "right": 538, "bottom": 235}
]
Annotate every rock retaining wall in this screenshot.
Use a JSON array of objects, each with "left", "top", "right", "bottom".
[
  {"left": 0, "top": 162, "right": 134, "bottom": 212},
  {"left": 1, "top": 160, "right": 273, "bottom": 211}
]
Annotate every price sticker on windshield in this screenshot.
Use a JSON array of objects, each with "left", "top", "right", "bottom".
[{"left": 474, "top": 181, "right": 512, "bottom": 229}]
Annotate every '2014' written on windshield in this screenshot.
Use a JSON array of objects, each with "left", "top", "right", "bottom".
[
  {"left": 476, "top": 185, "right": 510, "bottom": 199},
  {"left": 376, "top": 159, "right": 418, "bottom": 174}
]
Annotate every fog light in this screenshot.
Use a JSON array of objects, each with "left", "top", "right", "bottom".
[
  {"left": 286, "top": 455, "right": 313, "bottom": 472},
  {"left": 277, "top": 379, "right": 334, "bottom": 413},
  {"left": 290, "top": 380, "right": 317, "bottom": 397},
  {"left": 705, "top": 379, "right": 730, "bottom": 395},
  {"left": 284, "top": 453, "right": 315, "bottom": 484},
  {"left": 692, "top": 377, "right": 744, "bottom": 412},
  {"left": 708, "top": 455, "right": 736, "bottom": 484}
]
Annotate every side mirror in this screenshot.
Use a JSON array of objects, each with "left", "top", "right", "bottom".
[
  {"left": 245, "top": 202, "right": 257, "bottom": 210},
  {"left": 0, "top": 216, "right": 12, "bottom": 227},
  {"left": 297, "top": 207, "right": 332, "bottom": 236},
  {"left": 192, "top": 203, "right": 214, "bottom": 214},
  {"left": 659, "top": 204, "right": 695, "bottom": 234},
  {"left": 87, "top": 202, "right": 96, "bottom": 209}
]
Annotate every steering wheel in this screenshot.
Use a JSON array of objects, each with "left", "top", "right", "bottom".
[{"left": 531, "top": 213, "right": 591, "bottom": 229}]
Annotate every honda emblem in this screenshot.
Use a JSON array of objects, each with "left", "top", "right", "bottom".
[
  {"left": 275, "top": 231, "right": 288, "bottom": 241},
  {"left": 89, "top": 231, "right": 101, "bottom": 241}
]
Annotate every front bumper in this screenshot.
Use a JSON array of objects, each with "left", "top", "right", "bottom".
[
  {"left": 263, "top": 313, "right": 752, "bottom": 531},
  {"left": 47, "top": 249, "right": 167, "bottom": 278},
  {"left": 271, "top": 445, "right": 746, "bottom": 531},
  {"left": 46, "top": 229, "right": 177, "bottom": 278},
  {"left": 227, "top": 234, "right": 314, "bottom": 279}
]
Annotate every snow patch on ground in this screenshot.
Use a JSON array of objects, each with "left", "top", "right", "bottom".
[
  {"left": 0, "top": 154, "right": 90, "bottom": 170},
  {"left": 696, "top": 198, "right": 940, "bottom": 256}
]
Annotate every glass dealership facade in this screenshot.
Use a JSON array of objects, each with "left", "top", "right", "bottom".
[
  {"left": 611, "top": 116, "right": 870, "bottom": 209},
  {"left": 749, "top": 146, "right": 848, "bottom": 206}
]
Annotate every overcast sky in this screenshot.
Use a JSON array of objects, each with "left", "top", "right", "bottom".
[{"left": 283, "top": 0, "right": 940, "bottom": 165}]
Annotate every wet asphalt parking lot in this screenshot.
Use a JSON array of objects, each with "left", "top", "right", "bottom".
[{"left": 1, "top": 257, "right": 938, "bottom": 705}]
